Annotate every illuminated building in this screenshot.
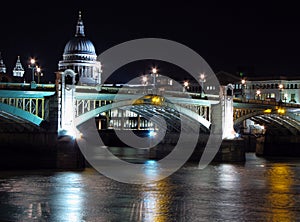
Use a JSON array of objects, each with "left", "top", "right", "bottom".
[{"left": 57, "top": 11, "right": 102, "bottom": 85}]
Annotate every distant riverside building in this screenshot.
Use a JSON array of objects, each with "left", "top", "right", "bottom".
[
  {"left": 0, "top": 52, "right": 6, "bottom": 74},
  {"left": 57, "top": 11, "right": 102, "bottom": 85},
  {"left": 0, "top": 53, "right": 25, "bottom": 83},
  {"left": 215, "top": 71, "right": 300, "bottom": 104},
  {"left": 243, "top": 77, "right": 300, "bottom": 103},
  {"left": 182, "top": 71, "right": 300, "bottom": 104},
  {"left": 12, "top": 56, "right": 25, "bottom": 78}
]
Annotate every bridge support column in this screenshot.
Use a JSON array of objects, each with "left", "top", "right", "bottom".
[
  {"left": 214, "top": 139, "right": 246, "bottom": 162},
  {"left": 221, "top": 84, "right": 236, "bottom": 139},
  {"left": 56, "top": 136, "right": 85, "bottom": 170},
  {"left": 137, "top": 114, "right": 141, "bottom": 130},
  {"left": 57, "top": 69, "right": 77, "bottom": 136},
  {"left": 256, "top": 134, "right": 300, "bottom": 157},
  {"left": 211, "top": 84, "right": 245, "bottom": 162},
  {"left": 55, "top": 69, "right": 86, "bottom": 169}
]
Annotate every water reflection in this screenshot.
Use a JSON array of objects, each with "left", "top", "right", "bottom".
[
  {"left": 128, "top": 160, "right": 172, "bottom": 221},
  {"left": 218, "top": 164, "right": 240, "bottom": 189},
  {"left": 27, "top": 202, "right": 51, "bottom": 220},
  {"left": 50, "top": 172, "right": 85, "bottom": 222},
  {"left": 129, "top": 178, "right": 172, "bottom": 222},
  {"left": 266, "top": 163, "right": 297, "bottom": 222},
  {"left": 1, "top": 154, "right": 300, "bottom": 221},
  {"left": 143, "top": 160, "right": 159, "bottom": 181}
]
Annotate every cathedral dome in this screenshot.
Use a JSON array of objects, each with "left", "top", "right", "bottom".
[
  {"left": 62, "top": 11, "right": 97, "bottom": 61},
  {"left": 63, "top": 37, "right": 96, "bottom": 55}
]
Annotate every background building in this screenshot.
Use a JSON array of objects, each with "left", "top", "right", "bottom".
[
  {"left": 0, "top": 53, "right": 25, "bottom": 83},
  {"left": 57, "top": 11, "right": 102, "bottom": 86}
]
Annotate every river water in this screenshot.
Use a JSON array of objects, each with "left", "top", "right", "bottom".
[{"left": 0, "top": 153, "right": 299, "bottom": 222}]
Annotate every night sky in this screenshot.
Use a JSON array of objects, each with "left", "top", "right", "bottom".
[{"left": 1, "top": 1, "right": 300, "bottom": 83}]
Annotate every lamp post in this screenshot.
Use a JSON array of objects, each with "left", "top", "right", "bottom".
[
  {"left": 256, "top": 89, "right": 261, "bottom": 100},
  {"left": 141, "top": 75, "right": 148, "bottom": 94},
  {"left": 183, "top": 81, "right": 189, "bottom": 92},
  {"left": 199, "top": 73, "right": 206, "bottom": 98},
  {"left": 278, "top": 83, "right": 283, "bottom": 103},
  {"left": 241, "top": 79, "right": 246, "bottom": 102},
  {"left": 29, "top": 58, "right": 36, "bottom": 83},
  {"left": 35, "top": 67, "right": 43, "bottom": 84},
  {"left": 151, "top": 67, "right": 158, "bottom": 94}
]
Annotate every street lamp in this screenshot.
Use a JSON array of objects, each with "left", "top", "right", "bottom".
[
  {"left": 199, "top": 73, "right": 206, "bottom": 98},
  {"left": 256, "top": 89, "right": 261, "bottom": 100},
  {"left": 142, "top": 75, "right": 148, "bottom": 84},
  {"left": 278, "top": 83, "right": 283, "bottom": 103},
  {"left": 35, "top": 66, "right": 43, "bottom": 84},
  {"left": 141, "top": 75, "right": 148, "bottom": 94},
  {"left": 241, "top": 79, "right": 246, "bottom": 101},
  {"left": 29, "top": 58, "right": 36, "bottom": 83},
  {"left": 183, "top": 81, "right": 189, "bottom": 92},
  {"left": 151, "top": 67, "right": 158, "bottom": 93}
]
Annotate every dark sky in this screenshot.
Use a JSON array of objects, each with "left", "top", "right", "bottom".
[{"left": 1, "top": 1, "right": 300, "bottom": 83}]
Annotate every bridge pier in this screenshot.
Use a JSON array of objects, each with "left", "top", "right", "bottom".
[
  {"left": 0, "top": 132, "right": 57, "bottom": 169},
  {"left": 256, "top": 134, "right": 300, "bottom": 157},
  {"left": 0, "top": 132, "right": 86, "bottom": 170},
  {"left": 213, "top": 138, "right": 246, "bottom": 162},
  {"left": 56, "top": 136, "right": 86, "bottom": 170}
]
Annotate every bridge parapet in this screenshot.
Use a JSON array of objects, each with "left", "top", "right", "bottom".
[
  {"left": 0, "top": 85, "right": 56, "bottom": 126},
  {"left": 234, "top": 97, "right": 300, "bottom": 108},
  {"left": 0, "top": 82, "right": 56, "bottom": 90}
]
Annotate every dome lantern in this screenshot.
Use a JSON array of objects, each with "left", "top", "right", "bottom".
[{"left": 75, "top": 11, "right": 85, "bottom": 37}]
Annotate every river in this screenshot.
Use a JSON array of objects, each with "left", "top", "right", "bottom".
[{"left": 0, "top": 153, "right": 299, "bottom": 221}]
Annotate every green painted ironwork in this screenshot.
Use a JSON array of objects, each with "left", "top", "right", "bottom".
[{"left": 0, "top": 102, "right": 43, "bottom": 125}]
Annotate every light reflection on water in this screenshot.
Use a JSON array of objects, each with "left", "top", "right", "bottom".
[
  {"left": 50, "top": 173, "right": 85, "bottom": 222},
  {"left": 266, "top": 164, "right": 297, "bottom": 222},
  {"left": 0, "top": 153, "right": 300, "bottom": 221}
]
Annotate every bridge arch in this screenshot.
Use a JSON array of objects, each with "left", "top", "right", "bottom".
[
  {"left": 74, "top": 99, "right": 211, "bottom": 131},
  {"left": 0, "top": 102, "right": 43, "bottom": 126},
  {"left": 234, "top": 111, "right": 300, "bottom": 135}
]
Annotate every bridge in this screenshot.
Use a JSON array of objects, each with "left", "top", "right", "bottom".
[
  {"left": 1, "top": 79, "right": 299, "bottom": 137},
  {"left": 0, "top": 70, "right": 300, "bottom": 169},
  {"left": 233, "top": 98, "right": 300, "bottom": 136}
]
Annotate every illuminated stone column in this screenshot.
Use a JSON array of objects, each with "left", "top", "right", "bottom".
[
  {"left": 221, "top": 84, "right": 236, "bottom": 139},
  {"left": 57, "top": 69, "right": 77, "bottom": 136}
]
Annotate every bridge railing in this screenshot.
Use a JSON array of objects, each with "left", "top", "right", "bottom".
[
  {"left": 75, "top": 85, "right": 220, "bottom": 101},
  {"left": 0, "top": 82, "right": 56, "bottom": 90},
  {"left": 233, "top": 97, "right": 300, "bottom": 108}
]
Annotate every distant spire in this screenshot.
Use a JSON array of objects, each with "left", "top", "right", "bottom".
[
  {"left": 13, "top": 56, "right": 25, "bottom": 77},
  {"left": 0, "top": 52, "right": 7, "bottom": 74},
  {"left": 75, "top": 10, "right": 85, "bottom": 37}
]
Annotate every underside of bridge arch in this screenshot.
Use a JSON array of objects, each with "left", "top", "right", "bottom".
[
  {"left": 0, "top": 102, "right": 44, "bottom": 126},
  {"left": 122, "top": 104, "right": 210, "bottom": 133},
  {"left": 234, "top": 113, "right": 300, "bottom": 136},
  {"left": 0, "top": 110, "right": 45, "bottom": 133},
  {"left": 75, "top": 101, "right": 211, "bottom": 134}
]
